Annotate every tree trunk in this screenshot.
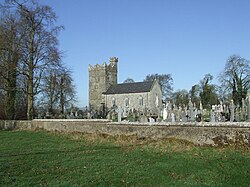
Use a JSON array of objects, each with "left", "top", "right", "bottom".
[
  {"left": 6, "top": 65, "right": 17, "bottom": 120},
  {"left": 49, "top": 74, "right": 53, "bottom": 114},
  {"left": 27, "top": 68, "right": 34, "bottom": 120},
  {"left": 27, "top": 31, "right": 35, "bottom": 120},
  {"left": 59, "top": 76, "right": 64, "bottom": 114},
  {"left": 5, "top": 44, "right": 18, "bottom": 120}
]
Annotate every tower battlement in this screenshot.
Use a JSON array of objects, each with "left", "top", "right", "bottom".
[{"left": 88, "top": 57, "right": 118, "bottom": 72}]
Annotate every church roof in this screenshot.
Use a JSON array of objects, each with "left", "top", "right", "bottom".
[{"left": 103, "top": 81, "right": 154, "bottom": 95}]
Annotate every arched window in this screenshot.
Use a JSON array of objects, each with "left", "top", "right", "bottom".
[
  {"left": 125, "top": 98, "right": 129, "bottom": 107},
  {"left": 155, "top": 94, "right": 159, "bottom": 107},
  {"left": 139, "top": 96, "right": 143, "bottom": 106},
  {"left": 112, "top": 98, "right": 116, "bottom": 107}
]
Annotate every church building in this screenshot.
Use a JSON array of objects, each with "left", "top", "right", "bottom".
[{"left": 88, "top": 57, "right": 162, "bottom": 117}]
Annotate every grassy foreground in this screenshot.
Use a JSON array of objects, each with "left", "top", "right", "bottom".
[{"left": 0, "top": 130, "right": 250, "bottom": 186}]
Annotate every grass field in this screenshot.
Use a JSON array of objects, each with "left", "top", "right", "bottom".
[{"left": 0, "top": 130, "right": 250, "bottom": 186}]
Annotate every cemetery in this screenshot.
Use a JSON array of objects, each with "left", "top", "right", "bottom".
[
  {"left": 1, "top": 1, "right": 250, "bottom": 186},
  {"left": 32, "top": 92, "right": 250, "bottom": 124}
]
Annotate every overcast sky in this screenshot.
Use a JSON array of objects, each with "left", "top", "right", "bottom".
[{"left": 39, "top": 0, "right": 250, "bottom": 107}]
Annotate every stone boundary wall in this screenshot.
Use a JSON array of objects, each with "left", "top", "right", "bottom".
[{"left": 1, "top": 119, "right": 250, "bottom": 146}]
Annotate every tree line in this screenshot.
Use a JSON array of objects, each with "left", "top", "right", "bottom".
[
  {"left": 124, "top": 54, "right": 250, "bottom": 109},
  {"left": 0, "top": 0, "right": 76, "bottom": 120}
]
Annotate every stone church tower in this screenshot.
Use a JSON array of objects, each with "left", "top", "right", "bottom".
[{"left": 88, "top": 57, "right": 118, "bottom": 111}]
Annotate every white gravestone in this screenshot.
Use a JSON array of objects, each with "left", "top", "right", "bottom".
[
  {"left": 163, "top": 108, "right": 168, "bottom": 120},
  {"left": 117, "top": 107, "right": 123, "bottom": 123}
]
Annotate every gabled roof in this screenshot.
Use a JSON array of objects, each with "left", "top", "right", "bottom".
[{"left": 103, "top": 81, "right": 155, "bottom": 95}]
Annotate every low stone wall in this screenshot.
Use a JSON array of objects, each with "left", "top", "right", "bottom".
[
  {"left": 1, "top": 119, "right": 250, "bottom": 146},
  {"left": 0, "top": 120, "right": 31, "bottom": 130}
]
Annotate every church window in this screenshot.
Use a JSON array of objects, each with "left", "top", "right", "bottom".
[
  {"left": 125, "top": 98, "right": 129, "bottom": 107},
  {"left": 139, "top": 96, "right": 143, "bottom": 106},
  {"left": 112, "top": 98, "right": 116, "bottom": 107},
  {"left": 155, "top": 94, "right": 159, "bottom": 107}
]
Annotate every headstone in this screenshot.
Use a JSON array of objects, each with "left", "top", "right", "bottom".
[
  {"left": 236, "top": 107, "right": 240, "bottom": 122},
  {"left": 163, "top": 108, "right": 168, "bottom": 120},
  {"left": 139, "top": 115, "right": 148, "bottom": 123},
  {"left": 247, "top": 93, "right": 250, "bottom": 121},
  {"left": 171, "top": 113, "right": 175, "bottom": 122},
  {"left": 176, "top": 109, "right": 180, "bottom": 122},
  {"left": 106, "top": 112, "right": 111, "bottom": 120},
  {"left": 210, "top": 110, "right": 215, "bottom": 122},
  {"left": 46, "top": 111, "right": 50, "bottom": 119},
  {"left": 87, "top": 112, "right": 91, "bottom": 119},
  {"left": 241, "top": 98, "right": 246, "bottom": 121},
  {"left": 66, "top": 114, "right": 70, "bottom": 119},
  {"left": 149, "top": 117, "right": 155, "bottom": 123},
  {"left": 111, "top": 111, "right": 116, "bottom": 121},
  {"left": 188, "top": 99, "right": 195, "bottom": 121},
  {"left": 200, "top": 101, "right": 203, "bottom": 113},
  {"left": 117, "top": 106, "right": 123, "bottom": 123},
  {"left": 70, "top": 111, "right": 74, "bottom": 119},
  {"left": 181, "top": 111, "right": 187, "bottom": 122},
  {"left": 123, "top": 107, "right": 127, "bottom": 118},
  {"left": 229, "top": 100, "right": 235, "bottom": 122}
]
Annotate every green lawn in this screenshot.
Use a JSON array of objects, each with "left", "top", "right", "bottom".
[{"left": 0, "top": 130, "right": 250, "bottom": 186}]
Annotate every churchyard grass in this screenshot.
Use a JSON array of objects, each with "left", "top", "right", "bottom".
[{"left": 1, "top": 130, "right": 250, "bottom": 186}]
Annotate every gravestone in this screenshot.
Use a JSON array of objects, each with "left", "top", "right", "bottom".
[
  {"left": 247, "top": 93, "right": 250, "bottom": 121},
  {"left": 45, "top": 111, "right": 50, "bottom": 119},
  {"left": 117, "top": 106, "right": 123, "bottom": 123},
  {"left": 181, "top": 111, "right": 187, "bottom": 122},
  {"left": 229, "top": 100, "right": 235, "bottom": 122},
  {"left": 235, "top": 107, "right": 240, "bottom": 122},
  {"left": 241, "top": 98, "right": 246, "bottom": 121},
  {"left": 106, "top": 112, "right": 111, "bottom": 120},
  {"left": 123, "top": 107, "right": 128, "bottom": 118},
  {"left": 210, "top": 111, "right": 215, "bottom": 122},
  {"left": 163, "top": 108, "right": 168, "bottom": 121},
  {"left": 111, "top": 111, "right": 116, "bottom": 121},
  {"left": 188, "top": 99, "right": 195, "bottom": 121},
  {"left": 149, "top": 117, "right": 155, "bottom": 123},
  {"left": 70, "top": 111, "right": 74, "bottom": 119},
  {"left": 87, "top": 112, "right": 91, "bottom": 119},
  {"left": 175, "top": 109, "right": 180, "bottom": 122},
  {"left": 171, "top": 113, "right": 175, "bottom": 122},
  {"left": 139, "top": 115, "right": 148, "bottom": 123},
  {"left": 199, "top": 101, "right": 203, "bottom": 112}
]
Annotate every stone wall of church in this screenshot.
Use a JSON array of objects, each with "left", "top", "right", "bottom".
[
  {"left": 148, "top": 80, "right": 162, "bottom": 114},
  {"left": 104, "top": 92, "right": 149, "bottom": 113},
  {"left": 104, "top": 81, "right": 162, "bottom": 115}
]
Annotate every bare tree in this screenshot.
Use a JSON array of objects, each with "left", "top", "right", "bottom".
[
  {"left": 38, "top": 62, "right": 76, "bottom": 117},
  {"left": 189, "top": 85, "right": 200, "bottom": 107},
  {"left": 58, "top": 69, "right": 76, "bottom": 114},
  {"left": 144, "top": 73, "right": 173, "bottom": 100},
  {"left": 39, "top": 68, "right": 60, "bottom": 114},
  {"left": 123, "top": 77, "right": 135, "bottom": 83},
  {"left": 11, "top": 0, "right": 63, "bottom": 119},
  {"left": 172, "top": 89, "right": 189, "bottom": 108},
  {"left": 199, "top": 74, "right": 218, "bottom": 109},
  {"left": 219, "top": 55, "right": 250, "bottom": 106},
  {"left": 0, "top": 12, "right": 22, "bottom": 119}
]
